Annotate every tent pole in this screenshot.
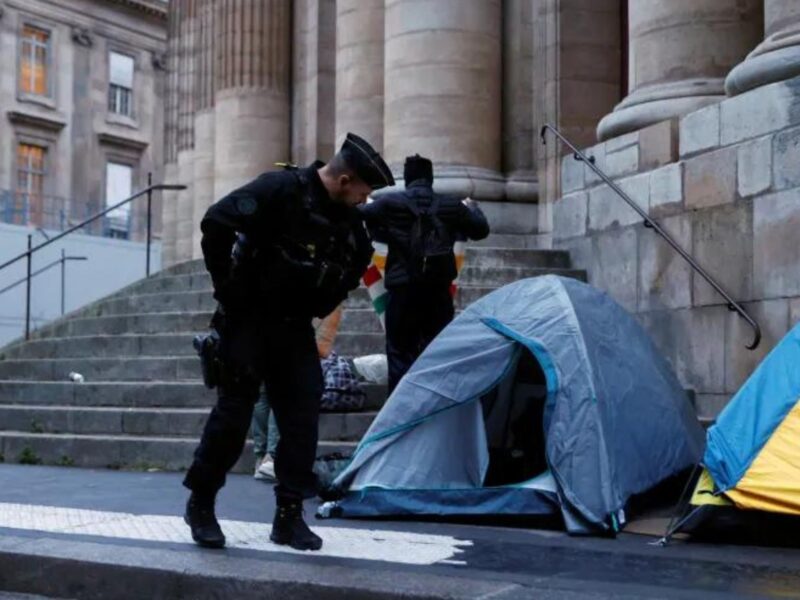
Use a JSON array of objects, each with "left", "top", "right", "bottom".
[{"left": 653, "top": 464, "right": 702, "bottom": 546}]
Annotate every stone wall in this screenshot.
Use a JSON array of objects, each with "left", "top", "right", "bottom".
[{"left": 554, "top": 74, "right": 800, "bottom": 420}]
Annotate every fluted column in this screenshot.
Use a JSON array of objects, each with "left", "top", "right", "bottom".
[
  {"left": 175, "top": 0, "right": 197, "bottom": 263},
  {"left": 161, "top": 0, "right": 181, "bottom": 267},
  {"left": 335, "top": 0, "right": 384, "bottom": 151},
  {"left": 383, "top": 0, "right": 503, "bottom": 199},
  {"left": 598, "top": 0, "right": 762, "bottom": 141},
  {"left": 213, "top": 0, "right": 291, "bottom": 199},
  {"left": 191, "top": 0, "right": 216, "bottom": 259},
  {"left": 726, "top": 1, "right": 800, "bottom": 96},
  {"left": 503, "top": 0, "right": 537, "bottom": 203}
]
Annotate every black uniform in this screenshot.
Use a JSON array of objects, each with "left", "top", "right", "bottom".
[
  {"left": 360, "top": 174, "right": 490, "bottom": 393},
  {"left": 183, "top": 162, "right": 372, "bottom": 502}
]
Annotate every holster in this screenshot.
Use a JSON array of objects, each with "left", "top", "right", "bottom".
[{"left": 193, "top": 325, "right": 223, "bottom": 389}]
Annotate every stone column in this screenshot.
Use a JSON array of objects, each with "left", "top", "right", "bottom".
[
  {"left": 213, "top": 0, "right": 292, "bottom": 199},
  {"left": 383, "top": 0, "right": 503, "bottom": 200},
  {"left": 597, "top": 0, "right": 762, "bottom": 141},
  {"left": 161, "top": 1, "right": 181, "bottom": 267},
  {"left": 175, "top": 0, "right": 197, "bottom": 264},
  {"left": 191, "top": 0, "right": 215, "bottom": 259},
  {"left": 503, "top": 0, "right": 537, "bottom": 203},
  {"left": 335, "top": 0, "right": 384, "bottom": 151},
  {"left": 726, "top": 1, "right": 800, "bottom": 96}
]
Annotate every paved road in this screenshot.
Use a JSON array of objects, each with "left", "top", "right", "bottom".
[{"left": 1, "top": 464, "right": 799, "bottom": 599}]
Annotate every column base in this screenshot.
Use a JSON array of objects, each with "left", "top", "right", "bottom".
[
  {"left": 597, "top": 79, "right": 724, "bottom": 142},
  {"left": 725, "top": 31, "right": 800, "bottom": 96}
]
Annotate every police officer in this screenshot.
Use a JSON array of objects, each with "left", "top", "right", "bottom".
[
  {"left": 184, "top": 133, "right": 393, "bottom": 551},
  {"left": 360, "top": 155, "right": 490, "bottom": 394}
]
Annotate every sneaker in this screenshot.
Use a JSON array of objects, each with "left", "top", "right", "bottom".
[
  {"left": 184, "top": 493, "right": 226, "bottom": 548},
  {"left": 269, "top": 500, "right": 323, "bottom": 551},
  {"left": 256, "top": 455, "right": 276, "bottom": 481},
  {"left": 253, "top": 455, "right": 267, "bottom": 480}
]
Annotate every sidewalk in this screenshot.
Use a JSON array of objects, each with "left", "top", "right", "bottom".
[{"left": 1, "top": 465, "right": 799, "bottom": 599}]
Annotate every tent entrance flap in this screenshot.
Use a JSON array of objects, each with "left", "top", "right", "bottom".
[{"left": 482, "top": 347, "right": 548, "bottom": 487}]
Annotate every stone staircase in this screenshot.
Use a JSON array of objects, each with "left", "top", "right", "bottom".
[{"left": 0, "top": 242, "right": 586, "bottom": 472}]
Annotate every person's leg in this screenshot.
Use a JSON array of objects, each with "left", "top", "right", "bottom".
[
  {"left": 263, "top": 318, "right": 324, "bottom": 550},
  {"left": 385, "top": 285, "right": 419, "bottom": 394},
  {"left": 266, "top": 410, "right": 280, "bottom": 458},
  {"left": 252, "top": 384, "right": 269, "bottom": 460},
  {"left": 183, "top": 371, "right": 260, "bottom": 547},
  {"left": 419, "top": 284, "right": 455, "bottom": 354}
]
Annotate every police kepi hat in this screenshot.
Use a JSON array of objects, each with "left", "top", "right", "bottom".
[
  {"left": 404, "top": 154, "right": 433, "bottom": 184},
  {"left": 340, "top": 132, "right": 395, "bottom": 190}
]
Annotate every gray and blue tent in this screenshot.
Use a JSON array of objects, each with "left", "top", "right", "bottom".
[{"left": 323, "top": 276, "right": 705, "bottom": 534}]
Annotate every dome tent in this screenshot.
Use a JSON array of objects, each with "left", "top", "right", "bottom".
[{"left": 321, "top": 276, "right": 705, "bottom": 534}]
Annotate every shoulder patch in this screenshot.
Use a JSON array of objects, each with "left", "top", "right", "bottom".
[{"left": 236, "top": 197, "right": 258, "bottom": 216}]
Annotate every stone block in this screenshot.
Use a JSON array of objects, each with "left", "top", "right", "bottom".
[
  {"left": 604, "top": 131, "right": 639, "bottom": 153},
  {"left": 604, "top": 144, "right": 640, "bottom": 180},
  {"left": 639, "top": 119, "right": 678, "bottom": 171},
  {"left": 683, "top": 146, "right": 738, "bottom": 210},
  {"left": 773, "top": 126, "right": 800, "bottom": 191},
  {"left": 791, "top": 298, "right": 800, "bottom": 328},
  {"left": 583, "top": 142, "right": 606, "bottom": 187},
  {"left": 478, "top": 201, "right": 539, "bottom": 235},
  {"left": 638, "top": 307, "right": 726, "bottom": 394},
  {"left": 692, "top": 203, "right": 754, "bottom": 306},
  {"left": 753, "top": 188, "right": 800, "bottom": 297},
  {"left": 638, "top": 215, "right": 692, "bottom": 311},
  {"left": 694, "top": 394, "right": 733, "bottom": 422},
  {"left": 725, "top": 299, "right": 790, "bottom": 393},
  {"left": 720, "top": 77, "right": 800, "bottom": 146},
  {"left": 589, "top": 227, "right": 639, "bottom": 313},
  {"left": 588, "top": 173, "right": 649, "bottom": 232},
  {"left": 555, "top": 236, "right": 592, "bottom": 274},
  {"left": 649, "top": 163, "right": 683, "bottom": 216},
  {"left": 738, "top": 135, "right": 772, "bottom": 197},
  {"left": 561, "top": 154, "right": 585, "bottom": 194},
  {"left": 679, "top": 104, "right": 720, "bottom": 158},
  {"left": 553, "top": 192, "right": 588, "bottom": 239}
]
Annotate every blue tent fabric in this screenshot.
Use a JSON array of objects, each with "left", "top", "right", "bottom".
[
  {"left": 326, "top": 276, "right": 704, "bottom": 533},
  {"left": 704, "top": 323, "right": 800, "bottom": 492}
]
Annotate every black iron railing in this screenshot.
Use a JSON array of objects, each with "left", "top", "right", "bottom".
[
  {"left": 541, "top": 124, "right": 761, "bottom": 350},
  {"left": 0, "top": 249, "right": 87, "bottom": 315},
  {"left": 0, "top": 174, "right": 186, "bottom": 339}
]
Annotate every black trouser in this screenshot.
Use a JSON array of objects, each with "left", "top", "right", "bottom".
[
  {"left": 184, "top": 317, "right": 322, "bottom": 502},
  {"left": 385, "top": 282, "right": 455, "bottom": 394}
]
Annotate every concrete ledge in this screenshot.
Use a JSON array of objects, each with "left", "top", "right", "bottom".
[{"left": 0, "top": 534, "right": 518, "bottom": 600}]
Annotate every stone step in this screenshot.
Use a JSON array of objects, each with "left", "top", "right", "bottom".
[
  {"left": 0, "top": 405, "right": 377, "bottom": 441},
  {"left": 457, "top": 267, "right": 587, "bottom": 287},
  {"left": 31, "top": 312, "right": 212, "bottom": 339},
  {"left": 333, "top": 332, "right": 385, "bottom": 356},
  {"left": 0, "top": 356, "right": 201, "bottom": 382},
  {"left": 113, "top": 272, "right": 212, "bottom": 297},
  {"left": 469, "top": 233, "right": 540, "bottom": 249},
  {"left": 157, "top": 259, "right": 206, "bottom": 277},
  {"left": 2, "top": 334, "right": 197, "bottom": 360},
  {"left": 340, "top": 309, "right": 383, "bottom": 333},
  {"left": 93, "top": 291, "right": 217, "bottom": 316},
  {"left": 455, "top": 286, "right": 501, "bottom": 306},
  {"left": 0, "top": 431, "right": 355, "bottom": 473},
  {"left": 464, "top": 247, "right": 571, "bottom": 269},
  {"left": 0, "top": 381, "right": 388, "bottom": 410}
]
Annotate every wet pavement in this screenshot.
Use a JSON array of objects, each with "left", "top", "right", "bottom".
[{"left": 1, "top": 464, "right": 799, "bottom": 599}]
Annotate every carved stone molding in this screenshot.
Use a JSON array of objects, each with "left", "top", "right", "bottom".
[
  {"left": 152, "top": 52, "right": 167, "bottom": 71},
  {"left": 7, "top": 110, "right": 66, "bottom": 133},
  {"left": 71, "top": 27, "right": 93, "bottom": 48}
]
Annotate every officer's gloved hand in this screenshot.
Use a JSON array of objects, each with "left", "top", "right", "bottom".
[{"left": 313, "top": 291, "right": 345, "bottom": 319}]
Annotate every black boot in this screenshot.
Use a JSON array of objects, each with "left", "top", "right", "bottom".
[
  {"left": 184, "top": 493, "right": 226, "bottom": 548},
  {"left": 270, "top": 500, "right": 323, "bottom": 551}
]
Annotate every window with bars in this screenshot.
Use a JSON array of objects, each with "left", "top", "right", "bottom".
[
  {"left": 16, "top": 143, "right": 47, "bottom": 227},
  {"left": 108, "top": 52, "right": 134, "bottom": 117},
  {"left": 19, "top": 25, "right": 50, "bottom": 97}
]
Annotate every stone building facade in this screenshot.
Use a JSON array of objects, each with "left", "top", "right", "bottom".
[
  {"left": 0, "top": 0, "right": 167, "bottom": 240},
  {"left": 164, "top": 0, "right": 800, "bottom": 416}
]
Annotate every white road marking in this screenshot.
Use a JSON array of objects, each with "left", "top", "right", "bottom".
[{"left": 0, "top": 503, "right": 471, "bottom": 566}]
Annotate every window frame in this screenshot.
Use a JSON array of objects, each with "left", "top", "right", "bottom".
[
  {"left": 17, "top": 20, "right": 55, "bottom": 106},
  {"left": 106, "top": 48, "right": 137, "bottom": 123},
  {"left": 103, "top": 157, "right": 138, "bottom": 239},
  {"left": 14, "top": 141, "right": 49, "bottom": 228}
]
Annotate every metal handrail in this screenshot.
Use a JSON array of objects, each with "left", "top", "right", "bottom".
[
  {"left": 0, "top": 175, "right": 186, "bottom": 339},
  {"left": 541, "top": 124, "right": 761, "bottom": 350},
  {"left": 0, "top": 251, "right": 87, "bottom": 315}
]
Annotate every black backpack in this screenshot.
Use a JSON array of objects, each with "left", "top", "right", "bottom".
[{"left": 406, "top": 192, "right": 457, "bottom": 284}]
